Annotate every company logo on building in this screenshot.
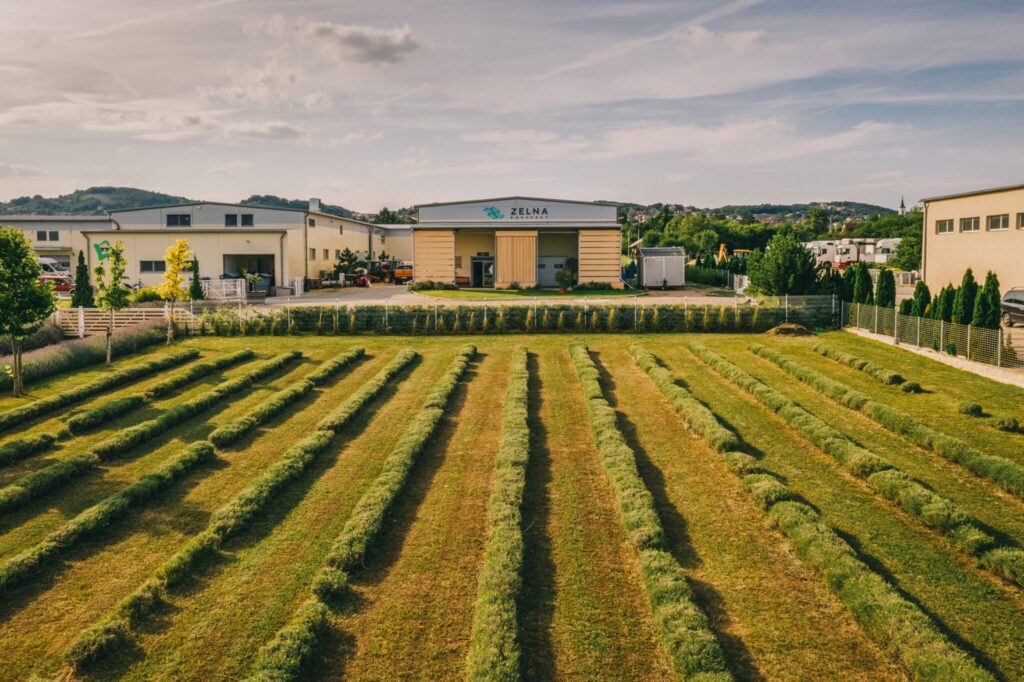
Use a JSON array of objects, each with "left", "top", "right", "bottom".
[
  {"left": 93, "top": 240, "right": 111, "bottom": 261},
  {"left": 482, "top": 206, "right": 550, "bottom": 220},
  {"left": 483, "top": 206, "right": 505, "bottom": 219}
]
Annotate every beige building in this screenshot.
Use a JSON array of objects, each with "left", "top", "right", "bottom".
[
  {"left": 921, "top": 184, "right": 1024, "bottom": 291},
  {"left": 412, "top": 197, "right": 622, "bottom": 288}
]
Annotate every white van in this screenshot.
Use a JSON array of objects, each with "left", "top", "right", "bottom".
[{"left": 39, "top": 257, "right": 70, "bottom": 276}]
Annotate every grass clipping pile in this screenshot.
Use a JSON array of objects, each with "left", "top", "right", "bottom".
[{"left": 764, "top": 323, "right": 814, "bottom": 336}]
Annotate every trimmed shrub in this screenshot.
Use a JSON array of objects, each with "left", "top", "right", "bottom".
[
  {"left": 0, "top": 433, "right": 56, "bottom": 468},
  {"left": 0, "top": 351, "right": 300, "bottom": 515},
  {"left": 465, "top": 346, "right": 529, "bottom": 681},
  {"left": 813, "top": 344, "right": 905, "bottom": 386},
  {"left": 634, "top": 345, "right": 993, "bottom": 680},
  {"left": 252, "top": 345, "right": 475, "bottom": 681},
  {"left": 958, "top": 401, "right": 983, "bottom": 417},
  {"left": 65, "top": 349, "right": 418, "bottom": 670},
  {"left": 0, "top": 441, "right": 213, "bottom": 593},
  {"left": 696, "top": 344, "right": 1024, "bottom": 589},
  {"left": 751, "top": 344, "right": 1024, "bottom": 500},
  {"left": 143, "top": 349, "right": 255, "bottom": 399},
  {"left": 569, "top": 343, "right": 729, "bottom": 680},
  {"left": 303, "top": 346, "right": 364, "bottom": 386},
  {"left": 0, "top": 348, "right": 199, "bottom": 433},
  {"left": 64, "top": 395, "right": 148, "bottom": 435}
]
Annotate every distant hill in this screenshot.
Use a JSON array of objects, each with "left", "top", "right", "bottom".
[
  {"left": 0, "top": 187, "right": 192, "bottom": 215},
  {"left": 240, "top": 194, "right": 354, "bottom": 218},
  {"left": 614, "top": 200, "right": 896, "bottom": 223}
]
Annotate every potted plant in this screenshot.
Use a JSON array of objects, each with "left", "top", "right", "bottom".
[{"left": 243, "top": 271, "right": 266, "bottom": 302}]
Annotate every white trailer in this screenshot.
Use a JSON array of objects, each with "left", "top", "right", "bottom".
[{"left": 637, "top": 246, "right": 686, "bottom": 288}]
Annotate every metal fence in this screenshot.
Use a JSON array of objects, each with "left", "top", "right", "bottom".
[{"left": 842, "top": 301, "right": 1024, "bottom": 369}]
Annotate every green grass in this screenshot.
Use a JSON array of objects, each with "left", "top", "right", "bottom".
[
  {"left": 0, "top": 331, "right": 1022, "bottom": 680},
  {"left": 413, "top": 287, "right": 643, "bottom": 300}
]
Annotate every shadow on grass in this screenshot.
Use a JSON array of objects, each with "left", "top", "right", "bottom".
[
  {"left": 589, "top": 350, "right": 764, "bottom": 682},
  {"left": 517, "top": 352, "right": 558, "bottom": 681},
  {"left": 313, "top": 354, "right": 482, "bottom": 680}
]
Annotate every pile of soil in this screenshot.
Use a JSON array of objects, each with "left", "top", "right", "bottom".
[{"left": 764, "top": 323, "right": 815, "bottom": 336}]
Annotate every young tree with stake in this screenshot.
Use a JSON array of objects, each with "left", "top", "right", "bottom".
[
  {"left": 0, "top": 227, "right": 57, "bottom": 396},
  {"left": 158, "top": 239, "right": 191, "bottom": 344},
  {"left": 94, "top": 241, "right": 131, "bottom": 366}
]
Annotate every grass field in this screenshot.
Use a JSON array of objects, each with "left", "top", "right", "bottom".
[
  {"left": 413, "top": 287, "right": 643, "bottom": 300},
  {"left": 1, "top": 329, "right": 1023, "bottom": 680}
]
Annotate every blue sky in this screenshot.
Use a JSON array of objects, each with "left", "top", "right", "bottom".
[{"left": 0, "top": 0, "right": 1022, "bottom": 211}]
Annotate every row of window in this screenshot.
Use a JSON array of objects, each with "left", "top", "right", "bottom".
[
  {"left": 936, "top": 213, "right": 1024, "bottom": 234},
  {"left": 140, "top": 260, "right": 194, "bottom": 273},
  {"left": 35, "top": 230, "right": 60, "bottom": 242},
  {"left": 165, "top": 214, "right": 255, "bottom": 227}
]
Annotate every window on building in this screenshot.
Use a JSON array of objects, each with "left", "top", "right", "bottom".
[
  {"left": 987, "top": 214, "right": 1010, "bottom": 231},
  {"left": 241, "top": 214, "right": 254, "bottom": 227},
  {"left": 323, "top": 249, "right": 329, "bottom": 260},
  {"left": 167, "top": 214, "right": 191, "bottom": 227},
  {"left": 380, "top": 235, "right": 387, "bottom": 244},
  {"left": 454, "top": 256, "right": 463, "bottom": 269},
  {"left": 335, "top": 249, "right": 342, "bottom": 259},
  {"left": 960, "top": 217, "right": 980, "bottom": 232},
  {"left": 36, "top": 230, "right": 47, "bottom": 241},
  {"left": 1018, "top": 213, "right": 1024, "bottom": 229},
  {"left": 225, "top": 214, "right": 238, "bottom": 227},
  {"left": 935, "top": 219, "right": 954, "bottom": 234},
  {"left": 49, "top": 231, "right": 58, "bottom": 241},
  {"left": 338, "top": 226, "right": 344, "bottom": 235},
  {"left": 308, "top": 218, "right": 315, "bottom": 227},
  {"left": 140, "top": 260, "right": 167, "bottom": 273},
  {"left": 309, "top": 248, "right": 316, "bottom": 260}
]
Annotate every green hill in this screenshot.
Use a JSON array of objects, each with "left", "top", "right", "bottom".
[{"left": 0, "top": 187, "right": 192, "bottom": 215}]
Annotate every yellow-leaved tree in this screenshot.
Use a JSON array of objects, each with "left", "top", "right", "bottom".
[{"left": 158, "top": 239, "right": 191, "bottom": 344}]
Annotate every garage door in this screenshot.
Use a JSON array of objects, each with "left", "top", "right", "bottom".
[{"left": 537, "top": 256, "right": 566, "bottom": 287}]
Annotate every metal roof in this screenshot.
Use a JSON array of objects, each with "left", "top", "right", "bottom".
[
  {"left": 0, "top": 214, "right": 111, "bottom": 222},
  {"left": 920, "top": 183, "right": 1024, "bottom": 203},
  {"left": 414, "top": 196, "right": 621, "bottom": 208},
  {"left": 107, "top": 200, "right": 373, "bottom": 225},
  {"left": 638, "top": 246, "right": 686, "bottom": 256}
]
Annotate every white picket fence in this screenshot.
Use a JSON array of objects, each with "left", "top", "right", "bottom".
[{"left": 54, "top": 306, "right": 198, "bottom": 338}]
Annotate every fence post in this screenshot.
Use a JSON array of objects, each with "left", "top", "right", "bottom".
[
  {"left": 785, "top": 294, "right": 789, "bottom": 323},
  {"left": 634, "top": 296, "right": 638, "bottom": 330},
  {"left": 874, "top": 304, "right": 879, "bottom": 334},
  {"left": 940, "top": 320, "right": 945, "bottom": 354},
  {"left": 998, "top": 327, "right": 1003, "bottom": 367},
  {"left": 434, "top": 303, "right": 438, "bottom": 330},
  {"left": 584, "top": 299, "right": 588, "bottom": 329},
  {"left": 77, "top": 306, "right": 85, "bottom": 338},
  {"left": 384, "top": 300, "right": 389, "bottom": 332},
  {"left": 287, "top": 298, "right": 291, "bottom": 329},
  {"left": 967, "top": 324, "right": 972, "bottom": 359},
  {"left": 894, "top": 310, "right": 899, "bottom": 344},
  {"left": 916, "top": 316, "right": 921, "bottom": 348}
]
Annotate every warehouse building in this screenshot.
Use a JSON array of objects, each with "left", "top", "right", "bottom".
[
  {"left": 921, "top": 183, "right": 1024, "bottom": 291},
  {"left": 412, "top": 197, "right": 622, "bottom": 288},
  {"left": 0, "top": 215, "right": 113, "bottom": 270}
]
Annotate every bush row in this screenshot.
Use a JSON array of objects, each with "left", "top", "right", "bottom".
[
  {"left": 465, "top": 345, "right": 529, "bottom": 682},
  {"left": 0, "top": 433, "right": 56, "bottom": 468},
  {"left": 632, "top": 345, "right": 993, "bottom": 680},
  {"left": 252, "top": 345, "right": 475, "bottom": 681},
  {"left": 0, "top": 441, "right": 214, "bottom": 593},
  {"left": 751, "top": 344, "right": 1024, "bottom": 500},
  {"left": 812, "top": 343, "right": 912, "bottom": 389},
  {"left": 0, "top": 319, "right": 169, "bottom": 391},
  {"left": 696, "top": 344, "right": 1024, "bottom": 587},
  {"left": 956, "top": 401, "right": 1021, "bottom": 434},
  {"left": 190, "top": 301, "right": 836, "bottom": 337},
  {"left": 0, "top": 351, "right": 297, "bottom": 516},
  {"left": 0, "top": 348, "right": 199, "bottom": 433},
  {"left": 569, "top": 343, "right": 730, "bottom": 681},
  {"left": 64, "top": 349, "right": 418, "bottom": 670},
  {"left": 208, "top": 346, "right": 365, "bottom": 447},
  {"left": 142, "top": 349, "right": 256, "bottom": 400}
]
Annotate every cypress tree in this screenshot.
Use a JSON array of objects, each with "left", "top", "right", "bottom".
[
  {"left": 972, "top": 271, "right": 1001, "bottom": 329},
  {"left": 898, "top": 298, "right": 913, "bottom": 315},
  {"left": 874, "top": 268, "right": 896, "bottom": 308},
  {"left": 841, "top": 266, "right": 857, "bottom": 302},
  {"left": 189, "top": 258, "right": 205, "bottom": 301},
  {"left": 852, "top": 263, "right": 874, "bottom": 304},
  {"left": 910, "top": 280, "right": 931, "bottom": 317},
  {"left": 71, "top": 250, "right": 94, "bottom": 308},
  {"left": 951, "top": 268, "right": 977, "bottom": 324}
]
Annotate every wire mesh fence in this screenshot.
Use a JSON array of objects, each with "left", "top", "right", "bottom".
[
  {"left": 842, "top": 301, "right": 1024, "bottom": 369},
  {"left": 179, "top": 295, "right": 839, "bottom": 337}
]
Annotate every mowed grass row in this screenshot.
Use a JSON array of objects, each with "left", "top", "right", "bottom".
[
  {"left": 629, "top": 345, "right": 990, "bottom": 680},
  {"left": 569, "top": 343, "right": 730, "bottom": 681},
  {"left": 592, "top": 341, "right": 898, "bottom": 680},
  {"left": 252, "top": 344, "right": 476, "bottom": 680},
  {"left": 94, "top": 347, "right": 450, "bottom": 681},
  {"left": 61, "top": 349, "right": 417, "bottom": 673},
  {"left": 0, "top": 351, "right": 301, "bottom": 516},
  {"left": 654, "top": 337, "right": 1024, "bottom": 679},
  {"left": 695, "top": 344, "right": 1024, "bottom": 590}
]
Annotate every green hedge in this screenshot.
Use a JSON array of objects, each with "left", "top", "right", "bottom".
[
  {"left": 190, "top": 301, "right": 835, "bottom": 337},
  {"left": 465, "top": 345, "right": 529, "bottom": 682},
  {"left": 570, "top": 343, "right": 729, "bottom": 681},
  {"left": 64, "top": 349, "right": 417, "bottom": 670},
  {"left": 695, "top": 344, "right": 1024, "bottom": 588},
  {"left": 0, "top": 441, "right": 213, "bottom": 593},
  {"left": 209, "top": 347, "right": 364, "bottom": 447},
  {"left": 0, "top": 349, "right": 199, "bottom": 433},
  {"left": 0, "top": 433, "right": 56, "bottom": 468},
  {"left": 0, "top": 351, "right": 297, "bottom": 516},
  {"left": 632, "top": 345, "right": 993, "bottom": 680},
  {"left": 812, "top": 344, "right": 908, "bottom": 387},
  {"left": 252, "top": 345, "right": 475, "bottom": 681},
  {"left": 751, "top": 344, "right": 1024, "bottom": 501}
]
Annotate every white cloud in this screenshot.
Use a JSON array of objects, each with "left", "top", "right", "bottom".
[
  {"left": 222, "top": 120, "right": 308, "bottom": 141},
  {"left": 0, "top": 163, "right": 44, "bottom": 178},
  {"left": 671, "top": 25, "right": 764, "bottom": 56},
  {"left": 247, "top": 16, "right": 420, "bottom": 65},
  {"left": 205, "top": 159, "right": 253, "bottom": 175},
  {"left": 339, "top": 130, "right": 383, "bottom": 144},
  {"left": 303, "top": 91, "right": 332, "bottom": 112},
  {"left": 197, "top": 60, "right": 303, "bottom": 107},
  {"left": 462, "top": 129, "right": 590, "bottom": 160}
]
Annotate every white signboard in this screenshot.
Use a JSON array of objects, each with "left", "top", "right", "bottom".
[{"left": 418, "top": 198, "right": 617, "bottom": 225}]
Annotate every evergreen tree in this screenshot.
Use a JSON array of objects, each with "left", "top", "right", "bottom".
[
  {"left": 841, "top": 266, "right": 857, "bottom": 302},
  {"left": 910, "top": 280, "right": 931, "bottom": 317},
  {"left": 898, "top": 298, "right": 913, "bottom": 315},
  {"left": 932, "top": 285, "right": 954, "bottom": 322},
  {"left": 972, "top": 271, "right": 1001, "bottom": 329},
  {"left": 951, "top": 268, "right": 978, "bottom": 324},
  {"left": 874, "top": 268, "right": 896, "bottom": 308},
  {"left": 746, "top": 233, "right": 819, "bottom": 295},
  {"left": 852, "top": 263, "right": 874, "bottom": 304},
  {"left": 70, "top": 250, "right": 94, "bottom": 307},
  {"left": 189, "top": 258, "right": 205, "bottom": 301},
  {"left": 817, "top": 268, "right": 844, "bottom": 297}
]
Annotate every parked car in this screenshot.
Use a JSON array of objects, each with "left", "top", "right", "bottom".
[
  {"left": 1000, "top": 288, "right": 1024, "bottom": 326},
  {"left": 39, "top": 274, "right": 74, "bottom": 293}
]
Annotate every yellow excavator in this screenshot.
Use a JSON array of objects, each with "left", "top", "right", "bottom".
[{"left": 717, "top": 243, "right": 753, "bottom": 263}]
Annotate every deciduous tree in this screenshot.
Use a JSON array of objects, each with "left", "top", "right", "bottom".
[
  {"left": 158, "top": 239, "right": 191, "bottom": 344},
  {"left": 0, "top": 227, "right": 57, "bottom": 396},
  {"left": 94, "top": 241, "right": 131, "bottom": 365},
  {"left": 746, "top": 233, "right": 819, "bottom": 295}
]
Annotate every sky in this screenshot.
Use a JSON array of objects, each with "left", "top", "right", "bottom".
[{"left": 1, "top": 0, "right": 1023, "bottom": 213}]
